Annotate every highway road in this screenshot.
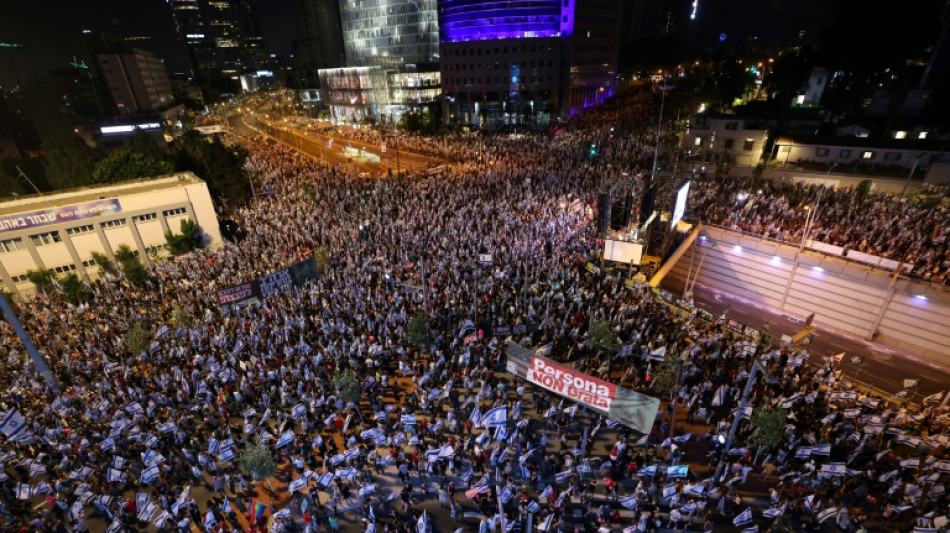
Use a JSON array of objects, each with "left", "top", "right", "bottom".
[
  {"left": 660, "top": 272, "right": 950, "bottom": 401},
  {"left": 228, "top": 114, "right": 444, "bottom": 175}
]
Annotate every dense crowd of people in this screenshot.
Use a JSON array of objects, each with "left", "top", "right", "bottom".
[
  {"left": 691, "top": 177, "right": 950, "bottom": 284},
  {"left": 0, "top": 94, "right": 947, "bottom": 533}
]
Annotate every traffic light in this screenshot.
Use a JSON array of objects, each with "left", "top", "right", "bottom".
[{"left": 590, "top": 143, "right": 597, "bottom": 157}]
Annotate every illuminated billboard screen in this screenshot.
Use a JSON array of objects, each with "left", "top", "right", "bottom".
[{"left": 670, "top": 181, "right": 690, "bottom": 228}]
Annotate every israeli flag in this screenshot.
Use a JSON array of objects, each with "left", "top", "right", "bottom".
[
  {"left": 276, "top": 429, "right": 295, "bottom": 449},
  {"left": 539, "top": 485, "right": 554, "bottom": 499},
  {"left": 374, "top": 411, "right": 387, "bottom": 421},
  {"left": 481, "top": 406, "right": 507, "bottom": 428},
  {"left": 428, "top": 388, "right": 443, "bottom": 401},
  {"left": 156, "top": 324, "right": 170, "bottom": 339},
  {"left": 329, "top": 453, "right": 345, "bottom": 466},
  {"left": 107, "top": 468, "right": 124, "bottom": 483},
  {"left": 0, "top": 409, "right": 30, "bottom": 441},
  {"left": 555, "top": 469, "right": 573, "bottom": 484},
  {"left": 392, "top": 433, "right": 406, "bottom": 446},
  {"left": 648, "top": 346, "right": 666, "bottom": 361},
  {"left": 821, "top": 463, "right": 846, "bottom": 476},
  {"left": 203, "top": 509, "right": 216, "bottom": 529},
  {"left": 538, "top": 513, "right": 554, "bottom": 532},
  {"left": 318, "top": 471, "right": 335, "bottom": 487},
  {"left": 816, "top": 507, "right": 838, "bottom": 523},
  {"left": 141, "top": 465, "right": 160, "bottom": 485},
  {"left": 741, "top": 527, "right": 759, "bottom": 533},
  {"left": 461, "top": 469, "right": 474, "bottom": 483},
  {"left": 337, "top": 467, "right": 358, "bottom": 481},
  {"left": 401, "top": 414, "right": 417, "bottom": 426},
  {"left": 662, "top": 483, "right": 676, "bottom": 498},
  {"left": 345, "top": 447, "right": 361, "bottom": 461},
  {"left": 495, "top": 425, "right": 508, "bottom": 441},
  {"left": 157, "top": 421, "right": 176, "bottom": 433},
  {"left": 15, "top": 483, "right": 33, "bottom": 500},
  {"left": 901, "top": 458, "right": 920, "bottom": 469},
  {"left": 126, "top": 402, "right": 144, "bottom": 415},
  {"left": 375, "top": 434, "right": 388, "bottom": 446},
  {"left": 469, "top": 406, "right": 482, "bottom": 426},
  {"left": 68, "top": 500, "right": 84, "bottom": 522},
  {"left": 218, "top": 447, "right": 236, "bottom": 463},
  {"left": 243, "top": 407, "right": 258, "bottom": 419},
  {"left": 500, "top": 486, "right": 513, "bottom": 504},
  {"left": 619, "top": 494, "right": 638, "bottom": 509},
  {"left": 358, "top": 483, "right": 377, "bottom": 497},
  {"left": 417, "top": 511, "right": 429, "bottom": 533},
  {"left": 288, "top": 477, "right": 307, "bottom": 493},
  {"left": 733, "top": 507, "right": 753, "bottom": 526},
  {"left": 292, "top": 403, "right": 307, "bottom": 419},
  {"left": 139, "top": 501, "right": 159, "bottom": 522},
  {"left": 762, "top": 503, "right": 786, "bottom": 518}
]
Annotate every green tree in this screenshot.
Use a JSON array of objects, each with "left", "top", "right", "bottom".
[
  {"left": 91, "top": 146, "right": 174, "bottom": 184},
  {"left": 0, "top": 287, "right": 16, "bottom": 305},
  {"left": 114, "top": 245, "right": 148, "bottom": 285},
  {"left": 91, "top": 251, "right": 116, "bottom": 274},
  {"left": 125, "top": 322, "right": 152, "bottom": 355},
  {"left": 175, "top": 132, "right": 251, "bottom": 209},
  {"left": 855, "top": 179, "right": 872, "bottom": 200},
  {"left": 748, "top": 406, "right": 789, "bottom": 453},
  {"left": 26, "top": 269, "right": 55, "bottom": 294},
  {"left": 59, "top": 273, "right": 91, "bottom": 304},
  {"left": 313, "top": 246, "right": 331, "bottom": 272},
  {"left": 333, "top": 370, "right": 362, "bottom": 405},
  {"left": 651, "top": 357, "right": 682, "bottom": 438},
  {"left": 22, "top": 92, "right": 96, "bottom": 189},
  {"left": 164, "top": 218, "right": 203, "bottom": 255},
  {"left": 168, "top": 301, "right": 195, "bottom": 329},
  {"left": 237, "top": 442, "right": 278, "bottom": 482},
  {"left": 588, "top": 318, "right": 621, "bottom": 356},
  {"left": 405, "top": 312, "right": 431, "bottom": 348}
]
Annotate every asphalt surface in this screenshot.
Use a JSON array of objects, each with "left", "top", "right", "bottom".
[
  {"left": 228, "top": 115, "right": 444, "bottom": 175},
  {"left": 660, "top": 273, "right": 950, "bottom": 401}
]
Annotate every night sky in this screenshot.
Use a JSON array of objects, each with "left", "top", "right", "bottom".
[{"left": 0, "top": 0, "right": 836, "bottom": 89}]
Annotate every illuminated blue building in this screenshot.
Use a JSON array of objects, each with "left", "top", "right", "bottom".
[{"left": 439, "top": 0, "right": 622, "bottom": 126}]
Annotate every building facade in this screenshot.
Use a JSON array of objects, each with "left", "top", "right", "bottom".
[
  {"left": 97, "top": 49, "right": 175, "bottom": 114},
  {"left": 0, "top": 173, "right": 222, "bottom": 296},
  {"left": 338, "top": 0, "right": 440, "bottom": 67},
  {"left": 681, "top": 111, "right": 770, "bottom": 167},
  {"left": 168, "top": 0, "right": 266, "bottom": 95},
  {"left": 293, "top": 0, "right": 346, "bottom": 92},
  {"left": 439, "top": 0, "right": 622, "bottom": 126},
  {"left": 318, "top": 62, "right": 440, "bottom": 123}
]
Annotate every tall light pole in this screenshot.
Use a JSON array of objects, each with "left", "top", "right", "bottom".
[{"left": 651, "top": 80, "right": 673, "bottom": 177}]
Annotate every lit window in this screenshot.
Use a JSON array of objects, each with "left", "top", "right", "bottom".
[
  {"left": 694, "top": 136, "right": 702, "bottom": 146},
  {"left": 861, "top": 151, "right": 874, "bottom": 160},
  {"left": 894, "top": 131, "right": 906, "bottom": 139},
  {"left": 919, "top": 132, "right": 928, "bottom": 139}
]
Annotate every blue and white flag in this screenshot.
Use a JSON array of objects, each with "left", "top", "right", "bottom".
[
  {"left": 555, "top": 469, "right": 573, "bottom": 484},
  {"left": 619, "top": 494, "right": 638, "bottom": 509},
  {"left": 318, "top": 471, "right": 335, "bottom": 487},
  {"left": 156, "top": 324, "right": 170, "bottom": 339},
  {"left": 107, "top": 468, "right": 124, "bottom": 483},
  {"left": 143, "top": 450, "right": 164, "bottom": 467},
  {"left": 481, "top": 406, "right": 507, "bottom": 428},
  {"left": 0, "top": 409, "right": 30, "bottom": 441},
  {"left": 243, "top": 407, "right": 257, "bottom": 419},
  {"left": 15, "top": 483, "right": 33, "bottom": 500},
  {"left": 821, "top": 463, "right": 846, "bottom": 476},
  {"left": 648, "top": 346, "right": 666, "bottom": 361},
  {"left": 208, "top": 438, "right": 220, "bottom": 455},
  {"left": 141, "top": 465, "right": 160, "bottom": 485},
  {"left": 741, "top": 527, "right": 759, "bottom": 533},
  {"left": 358, "top": 483, "right": 377, "bottom": 498},
  {"left": 762, "top": 503, "right": 786, "bottom": 518},
  {"left": 392, "top": 433, "right": 406, "bottom": 446},
  {"left": 538, "top": 513, "right": 554, "bottom": 532},
  {"left": 204, "top": 509, "right": 216, "bottom": 529},
  {"left": 69, "top": 500, "right": 84, "bottom": 522},
  {"left": 288, "top": 477, "right": 307, "bottom": 493},
  {"left": 139, "top": 501, "right": 159, "bottom": 522},
  {"left": 336, "top": 467, "right": 358, "bottom": 481},
  {"left": 276, "top": 429, "right": 294, "bottom": 449},
  {"left": 816, "top": 507, "right": 838, "bottom": 523},
  {"left": 527, "top": 500, "right": 540, "bottom": 513},
  {"left": 733, "top": 507, "right": 753, "bottom": 526},
  {"left": 539, "top": 485, "right": 554, "bottom": 499},
  {"left": 401, "top": 414, "right": 417, "bottom": 426},
  {"left": 416, "top": 511, "right": 429, "bottom": 533},
  {"left": 469, "top": 406, "right": 482, "bottom": 426},
  {"left": 171, "top": 485, "right": 191, "bottom": 515},
  {"left": 344, "top": 447, "right": 361, "bottom": 461},
  {"left": 499, "top": 486, "right": 513, "bottom": 504},
  {"left": 222, "top": 497, "right": 232, "bottom": 514},
  {"left": 329, "top": 453, "right": 345, "bottom": 466},
  {"left": 292, "top": 403, "right": 307, "bottom": 419},
  {"left": 218, "top": 447, "right": 235, "bottom": 463},
  {"left": 157, "top": 421, "right": 176, "bottom": 434},
  {"left": 125, "top": 402, "right": 144, "bottom": 415}
]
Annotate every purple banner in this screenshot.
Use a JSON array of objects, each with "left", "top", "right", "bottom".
[{"left": 0, "top": 199, "right": 122, "bottom": 234}]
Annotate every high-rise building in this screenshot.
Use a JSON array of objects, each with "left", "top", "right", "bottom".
[
  {"left": 439, "top": 0, "right": 622, "bottom": 125},
  {"left": 293, "top": 0, "right": 346, "bottom": 98},
  {"left": 338, "top": 0, "right": 440, "bottom": 67},
  {"left": 97, "top": 49, "right": 175, "bottom": 114},
  {"left": 167, "top": 0, "right": 266, "bottom": 96}
]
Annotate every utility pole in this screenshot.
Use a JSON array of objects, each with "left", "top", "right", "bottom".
[
  {"left": 651, "top": 81, "right": 672, "bottom": 177},
  {"left": 714, "top": 358, "right": 768, "bottom": 483}
]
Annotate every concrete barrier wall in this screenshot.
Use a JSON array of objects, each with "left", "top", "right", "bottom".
[{"left": 669, "top": 226, "right": 950, "bottom": 366}]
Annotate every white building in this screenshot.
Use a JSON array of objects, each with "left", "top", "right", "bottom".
[
  {"left": 771, "top": 135, "right": 950, "bottom": 170},
  {"left": 681, "top": 111, "right": 770, "bottom": 167},
  {"left": 0, "top": 173, "right": 221, "bottom": 295}
]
